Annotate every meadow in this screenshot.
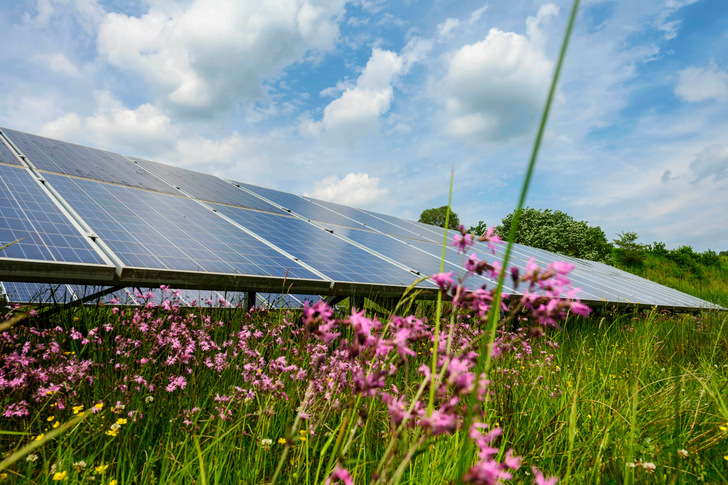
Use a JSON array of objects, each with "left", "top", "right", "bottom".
[{"left": 1, "top": 253, "right": 727, "bottom": 484}]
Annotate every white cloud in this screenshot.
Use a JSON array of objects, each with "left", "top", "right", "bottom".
[
  {"left": 39, "top": 91, "right": 175, "bottom": 154},
  {"left": 304, "top": 172, "right": 388, "bottom": 207},
  {"left": 674, "top": 64, "right": 728, "bottom": 102},
  {"left": 308, "top": 48, "right": 403, "bottom": 141},
  {"left": 655, "top": 0, "right": 698, "bottom": 40},
  {"left": 441, "top": 5, "right": 557, "bottom": 142},
  {"left": 690, "top": 144, "right": 728, "bottom": 182},
  {"left": 96, "top": 0, "right": 346, "bottom": 112},
  {"left": 31, "top": 53, "right": 81, "bottom": 77},
  {"left": 437, "top": 18, "right": 460, "bottom": 40}
]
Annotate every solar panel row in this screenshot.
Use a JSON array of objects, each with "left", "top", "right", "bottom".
[{"left": 0, "top": 128, "right": 722, "bottom": 310}]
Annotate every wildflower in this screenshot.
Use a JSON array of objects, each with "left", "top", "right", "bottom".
[
  {"left": 94, "top": 464, "right": 109, "bottom": 474},
  {"left": 116, "top": 418, "right": 128, "bottom": 425},
  {"left": 52, "top": 470, "right": 67, "bottom": 481},
  {"left": 278, "top": 437, "right": 287, "bottom": 445},
  {"left": 0, "top": 473, "right": 6, "bottom": 480},
  {"left": 94, "top": 402, "right": 104, "bottom": 411},
  {"left": 261, "top": 438, "right": 272, "bottom": 450},
  {"left": 105, "top": 423, "right": 121, "bottom": 437},
  {"left": 677, "top": 449, "right": 688, "bottom": 458},
  {"left": 720, "top": 424, "right": 727, "bottom": 432},
  {"left": 34, "top": 433, "right": 44, "bottom": 441},
  {"left": 72, "top": 405, "right": 84, "bottom": 415},
  {"left": 324, "top": 466, "right": 354, "bottom": 485},
  {"left": 532, "top": 466, "right": 558, "bottom": 485},
  {"left": 642, "top": 462, "right": 656, "bottom": 473},
  {"left": 26, "top": 454, "right": 39, "bottom": 462},
  {"left": 73, "top": 461, "right": 87, "bottom": 472},
  {"left": 47, "top": 416, "right": 55, "bottom": 422},
  {"left": 145, "top": 396, "right": 154, "bottom": 404},
  {"left": 109, "top": 480, "right": 117, "bottom": 485},
  {"left": 53, "top": 421, "right": 60, "bottom": 429}
]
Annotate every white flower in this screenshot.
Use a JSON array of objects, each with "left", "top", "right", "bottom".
[
  {"left": 626, "top": 462, "right": 636, "bottom": 468},
  {"left": 677, "top": 449, "right": 689, "bottom": 458},
  {"left": 642, "top": 462, "right": 656, "bottom": 473},
  {"left": 73, "top": 461, "right": 87, "bottom": 472},
  {"left": 26, "top": 454, "right": 39, "bottom": 462},
  {"left": 145, "top": 396, "right": 154, "bottom": 404},
  {"left": 261, "top": 438, "right": 273, "bottom": 450}
]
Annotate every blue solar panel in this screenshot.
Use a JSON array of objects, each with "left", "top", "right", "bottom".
[
  {"left": 230, "top": 181, "right": 361, "bottom": 229},
  {"left": 329, "top": 225, "right": 515, "bottom": 291},
  {"left": 44, "top": 173, "right": 323, "bottom": 280},
  {"left": 211, "top": 203, "right": 431, "bottom": 287},
  {"left": 132, "top": 158, "right": 287, "bottom": 214},
  {"left": 0, "top": 136, "right": 21, "bottom": 166},
  {"left": 1, "top": 282, "right": 74, "bottom": 303},
  {"left": 2, "top": 129, "right": 179, "bottom": 195},
  {"left": 273, "top": 192, "right": 431, "bottom": 240},
  {"left": 0, "top": 165, "right": 107, "bottom": 264}
]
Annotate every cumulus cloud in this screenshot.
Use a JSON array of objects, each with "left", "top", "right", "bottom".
[
  {"left": 304, "top": 172, "right": 388, "bottom": 207},
  {"left": 96, "top": 0, "right": 346, "bottom": 113},
  {"left": 441, "top": 5, "right": 557, "bottom": 142},
  {"left": 40, "top": 91, "right": 176, "bottom": 155},
  {"left": 31, "top": 53, "right": 81, "bottom": 77},
  {"left": 690, "top": 144, "right": 728, "bottom": 182},
  {"left": 674, "top": 64, "right": 728, "bottom": 102},
  {"left": 306, "top": 48, "right": 403, "bottom": 142}
]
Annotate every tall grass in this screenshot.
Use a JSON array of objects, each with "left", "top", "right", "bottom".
[{"left": 1, "top": 298, "right": 726, "bottom": 483}]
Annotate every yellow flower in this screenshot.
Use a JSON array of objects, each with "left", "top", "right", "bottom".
[
  {"left": 116, "top": 418, "right": 128, "bottom": 425},
  {"left": 278, "top": 438, "right": 286, "bottom": 445},
  {"left": 109, "top": 480, "right": 118, "bottom": 485},
  {"left": 53, "top": 421, "right": 60, "bottom": 429},
  {"left": 720, "top": 424, "right": 727, "bottom": 432},
  {"left": 95, "top": 402, "right": 104, "bottom": 410},
  {"left": 300, "top": 436, "right": 307, "bottom": 442},
  {"left": 34, "top": 433, "right": 44, "bottom": 441},
  {"left": 0, "top": 473, "right": 7, "bottom": 480},
  {"left": 105, "top": 428, "right": 119, "bottom": 437},
  {"left": 73, "top": 405, "right": 84, "bottom": 415},
  {"left": 95, "top": 464, "right": 109, "bottom": 474},
  {"left": 52, "top": 470, "right": 67, "bottom": 480},
  {"left": 47, "top": 416, "right": 55, "bottom": 422}
]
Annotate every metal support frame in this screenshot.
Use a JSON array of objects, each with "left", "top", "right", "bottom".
[{"left": 246, "top": 291, "right": 257, "bottom": 312}]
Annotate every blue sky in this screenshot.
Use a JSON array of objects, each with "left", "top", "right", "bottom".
[{"left": 1, "top": 0, "right": 726, "bottom": 251}]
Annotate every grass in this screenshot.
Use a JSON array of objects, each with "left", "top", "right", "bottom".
[{"left": 0, "top": 297, "right": 726, "bottom": 484}]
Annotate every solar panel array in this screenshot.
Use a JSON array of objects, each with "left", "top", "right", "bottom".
[{"left": 0, "top": 127, "right": 723, "bottom": 311}]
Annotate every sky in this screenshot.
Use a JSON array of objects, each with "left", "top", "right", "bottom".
[{"left": 0, "top": 0, "right": 726, "bottom": 252}]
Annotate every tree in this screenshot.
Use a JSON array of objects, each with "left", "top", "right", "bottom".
[
  {"left": 613, "top": 231, "right": 647, "bottom": 266},
  {"left": 467, "top": 220, "right": 488, "bottom": 236},
  {"left": 495, "top": 207, "right": 612, "bottom": 262},
  {"left": 419, "top": 206, "right": 460, "bottom": 230}
]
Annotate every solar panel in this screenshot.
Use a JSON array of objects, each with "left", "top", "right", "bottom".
[
  {"left": 230, "top": 181, "right": 362, "bottom": 229},
  {"left": 43, "top": 173, "right": 323, "bottom": 280},
  {"left": 0, "top": 136, "right": 21, "bottom": 166},
  {"left": 1, "top": 281, "right": 74, "bottom": 304},
  {"left": 131, "top": 158, "right": 287, "bottom": 214},
  {"left": 270, "top": 192, "right": 431, "bottom": 240},
  {"left": 2, "top": 129, "right": 179, "bottom": 195},
  {"left": 0, "top": 165, "right": 108, "bottom": 265},
  {"left": 211, "top": 203, "right": 431, "bottom": 287}
]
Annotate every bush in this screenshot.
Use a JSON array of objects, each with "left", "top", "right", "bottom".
[{"left": 494, "top": 207, "right": 612, "bottom": 262}]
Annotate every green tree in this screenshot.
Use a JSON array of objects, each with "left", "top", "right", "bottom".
[
  {"left": 613, "top": 231, "right": 647, "bottom": 266},
  {"left": 467, "top": 220, "right": 488, "bottom": 236},
  {"left": 495, "top": 207, "right": 612, "bottom": 262},
  {"left": 419, "top": 206, "right": 460, "bottom": 230}
]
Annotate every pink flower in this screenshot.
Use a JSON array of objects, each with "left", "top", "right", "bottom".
[
  {"left": 324, "top": 466, "right": 354, "bottom": 485},
  {"left": 532, "top": 466, "right": 558, "bottom": 485},
  {"left": 431, "top": 272, "right": 456, "bottom": 291},
  {"left": 453, "top": 230, "right": 475, "bottom": 253}
]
